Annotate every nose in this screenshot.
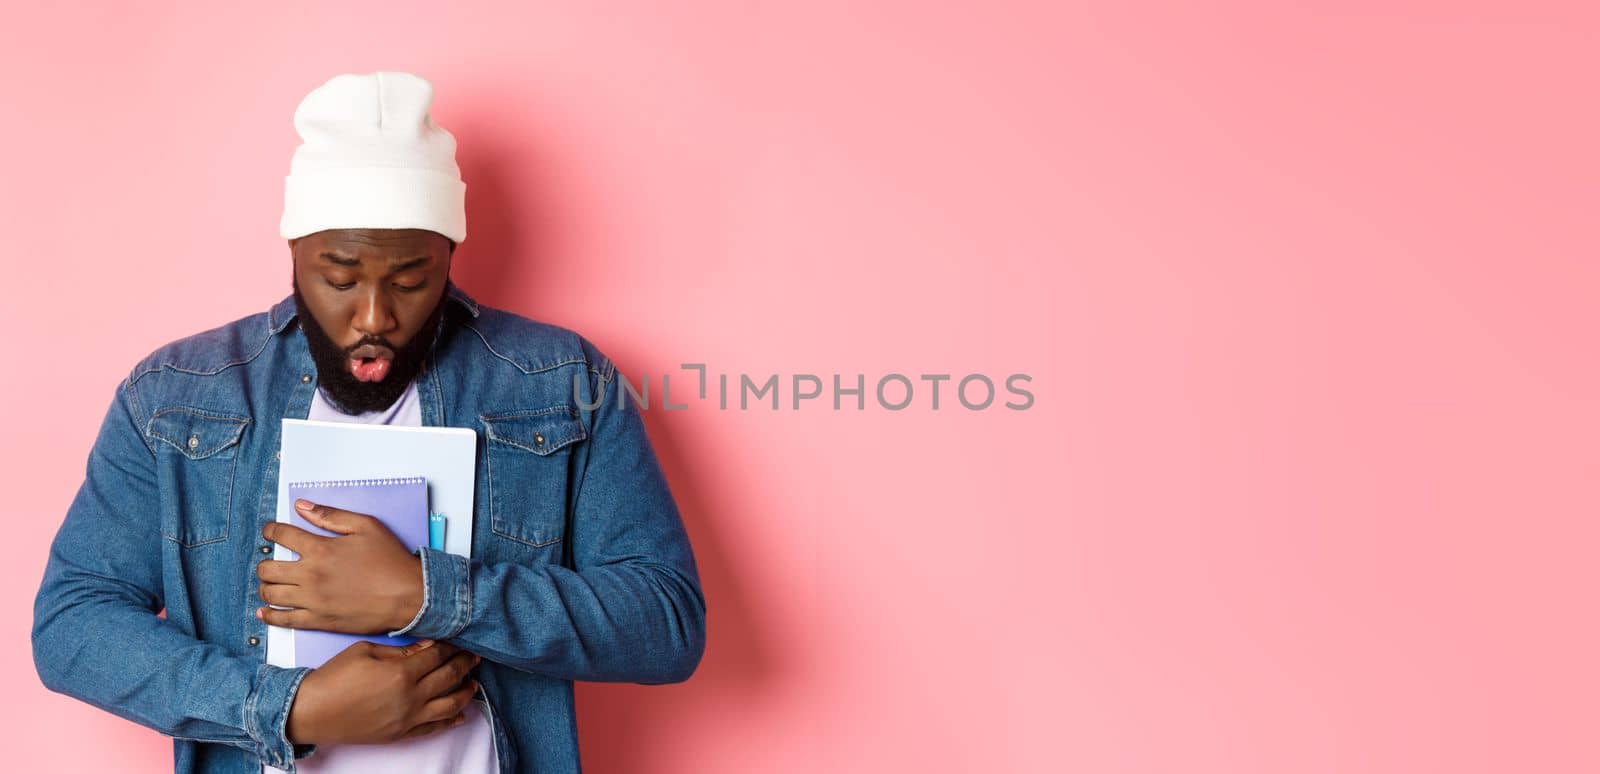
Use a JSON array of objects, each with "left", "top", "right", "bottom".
[{"left": 351, "top": 288, "right": 399, "bottom": 340}]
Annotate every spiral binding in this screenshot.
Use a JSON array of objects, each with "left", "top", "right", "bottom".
[{"left": 291, "top": 476, "right": 425, "bottom": 488}]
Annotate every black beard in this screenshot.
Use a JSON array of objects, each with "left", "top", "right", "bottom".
[{"left": 292, "top": 277, "right": 447, "bottom": 414}]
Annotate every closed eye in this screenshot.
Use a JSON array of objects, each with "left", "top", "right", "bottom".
[{"left": 324, "top": 279, "right": 425, "bottom": 292}]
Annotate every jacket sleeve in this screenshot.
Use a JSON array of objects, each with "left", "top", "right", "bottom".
[
  {"left": 388, "top": 345, "right": 707, "bottom": 684},
  {"left": 32, "top": 379, "right": 317, "bottom": 772}
]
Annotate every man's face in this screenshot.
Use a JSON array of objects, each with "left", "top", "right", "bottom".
[{"left": 290, "top": 228, "right": 454, "bottom": 413}]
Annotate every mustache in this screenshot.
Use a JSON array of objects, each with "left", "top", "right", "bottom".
[{"left": 347, "top": 338, "right": 398, "bottom": 359}]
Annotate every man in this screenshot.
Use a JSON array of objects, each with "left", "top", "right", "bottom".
[{"left": 32, "top": 71, "right": 706, "bottom": 774}]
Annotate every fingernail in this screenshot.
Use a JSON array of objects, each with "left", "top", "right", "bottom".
[
  {"left": 416, "top": 639, "right": 436, "bottom": 649},
  {"left": 294, "top": 499, "right": 312, "bottom": 511},
  {"left": 454, "top": 714, "right": 466, "bottom": 726},
  {"left": 255, "top": 607, "right": 263, "bottom": 620}
]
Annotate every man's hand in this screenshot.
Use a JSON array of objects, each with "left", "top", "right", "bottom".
[
  {"left": 256, "top": 498, "right": 424, "bottom": 634},
  {"left": 287, "top": 638, "right": 480, "bottom": 746}
]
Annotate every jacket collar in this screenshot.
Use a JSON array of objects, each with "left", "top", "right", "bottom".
[{"left": 268, "top": 281, "right": 481, "bottom": 335}]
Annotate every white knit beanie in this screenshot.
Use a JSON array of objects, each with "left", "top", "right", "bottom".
[{"left": 279, "top": 71, "right": 467, "bottom": 244}]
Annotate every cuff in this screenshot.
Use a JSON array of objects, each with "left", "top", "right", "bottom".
[
  {"left": 387, "top": 545, "right": 472, "bottom": 640},
  {"left": 245, "top": 663, "right": 315, "bottom": 772}
]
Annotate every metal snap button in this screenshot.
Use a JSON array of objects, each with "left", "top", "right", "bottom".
[
  {"left": 534, "top": 432, "right": 545, "bottom": 446},
  {"left": 301, "top": 374, "right": 312, "bottom": 383},
  {"left": 260, "top": 545, "right": 271, "bottom": 554},
  {"left": 187, "top": 434, "right": 200, "bottom": 450},
  {"left": 247, "top": 636, "right": 259, "bottom": 646}
]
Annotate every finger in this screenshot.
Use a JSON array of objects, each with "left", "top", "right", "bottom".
[
  {"left": 417, "top": 679, "right": 478, "bottom": 725},
  {"left": 401, "top": 639, "right": 446, "bottom": 656},
  {"left": 397, "top": 711, "right": 468, "bottom": 740},
  {"left": 255, "top": 559, "right": 305, "bottom": 584},
  {"left": 400, "top": 638, "right": 462, "bottom": 678},
  {"left": 257, "top": 605, "right": 319, "bottom": 630},
  {"left": 370, "top": 638, "right": 453, "bottom": 660},
  {"left": 417, "top": 651, "right": 481, "bottom": 698},
  {"left": 262, "top": 521, "right": 326, "bottom": 555},
  {"left": 294, "top": 499, "right": 374, "bottom": 536},
  {"left": 364, "top": 641, "right": 423, "bottom": 660},
  {"left": 258, "top": 582, "right": 311, "bottom": 608}
]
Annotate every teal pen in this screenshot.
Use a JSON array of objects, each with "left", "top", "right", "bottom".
[{"left": 428, "top": 512, "right": 446, "bottom": 550}]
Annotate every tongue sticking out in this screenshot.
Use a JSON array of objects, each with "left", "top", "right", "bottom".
[{"left": 350, "top": 357, "right": 392, "bottom": 383}]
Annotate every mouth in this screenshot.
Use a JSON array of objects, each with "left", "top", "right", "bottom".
[{"left": 347, "top": 344, "right": 396, "bottom": 383}]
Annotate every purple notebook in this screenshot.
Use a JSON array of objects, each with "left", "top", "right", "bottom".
[{"left": 285, "top": 476, "right": 429, "bottom": 668}]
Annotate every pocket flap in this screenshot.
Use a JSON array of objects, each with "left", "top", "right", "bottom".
[
  {"left": 481, "top": 407, "right": 586, "bottom": 456},
  {"left": 148, "top": 408, "right": 249, "bottom": 460}
]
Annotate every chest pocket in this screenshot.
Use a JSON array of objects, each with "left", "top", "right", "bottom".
[
  {"left": 147, "top": 407, "right": 249, "bottom": 548},
  {"left": 481, "top": 407, "right": 586, "bottom": 557}
]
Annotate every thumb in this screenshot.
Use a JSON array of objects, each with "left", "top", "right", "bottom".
[{"left": 293, "top": 499, "right": 363, "bottom": 535}]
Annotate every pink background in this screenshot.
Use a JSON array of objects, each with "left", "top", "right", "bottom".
[{"left": 3, "top": 2, "right": 1596, "bottom": 772}]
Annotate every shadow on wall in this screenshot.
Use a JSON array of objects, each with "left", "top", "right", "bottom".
[
  {"left": 449, "top": 120, "right": 546, "bottom": 309},
  {"left": 451, "top": 119, "right": 775, "bottom": 771}
]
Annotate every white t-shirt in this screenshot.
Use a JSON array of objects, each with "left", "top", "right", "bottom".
[{"left": 263, "top": 380, "right": 499, "bottom": 774}]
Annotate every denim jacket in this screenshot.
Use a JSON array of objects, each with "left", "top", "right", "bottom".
[{"left": 32, "top": 282, "right": 707, "bottom": 773}]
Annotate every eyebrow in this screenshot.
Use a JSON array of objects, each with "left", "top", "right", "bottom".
[{"left": 318, "top": 253, "right": 434, "bottom": 273}]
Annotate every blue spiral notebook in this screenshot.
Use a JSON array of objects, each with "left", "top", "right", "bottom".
[{"left": 283, "top": 476, "right": 430, "bottom": 667}]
